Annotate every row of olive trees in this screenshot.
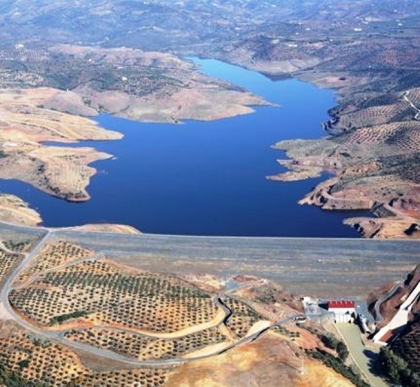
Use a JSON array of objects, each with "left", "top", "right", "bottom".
[
  {"left": 321, "top": 332, "right": 349, "bottom": 361},
  {"left": 377, "top": 347, "right": 420, "bottom": 387},
  {"left": 0, "top": 360, "right": 50, "bottom": 387}
]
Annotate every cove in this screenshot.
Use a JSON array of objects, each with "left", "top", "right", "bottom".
[{"left": 0, "top": 59, "right": 368, "bottom": 237}]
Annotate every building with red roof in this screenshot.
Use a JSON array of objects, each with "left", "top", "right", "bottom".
[
  {"left": 328, "top": 300, "right": 355, "bottom": 309},
  {"left": 327, "top": 300, "right": 356, "bottom": 323}
]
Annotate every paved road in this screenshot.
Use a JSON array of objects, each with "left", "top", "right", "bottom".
[
  {"left": 404, "top": 90, "right": 420, "bottom": 120},
  {"left": 336, "top": 323, "right": 388, "bottom": 387},
  {"left": 374, "top": 278, "right": 420, "bottom": 343},
  {"left": 0, "top": 221, "right": 419, "bottom": 369},
  {"left": 0, "top": 226, "right": 304, "bottom": 367},
  {"left": 0, "top": 229, "right": 187, "bottom": 367},
  {"left": 1, "top": 229, "right": 52, "bottom": 314},
  {"left": 373, "top": 282, "right": 402, "bottom": 323}
]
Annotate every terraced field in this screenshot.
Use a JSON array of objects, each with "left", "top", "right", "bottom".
[
  {"left": 10, "top": 257, "right": 219, "bottom": 332},
  {"left": 2, "top": 239, "right": 33, "bottom": 253},
  {"left": 0, "top": 325, "right": 84, "bottom": 386},
  {"left": 392, "top": 319, "right": 420, "bottom": 373},
  {"left": 0, "top": 249, "right": 22, "bottom": 291},
  {"left": 222, "top": 297, "right": 262, "bottom": 339},
  {"left": 64, "top": 326, "right": 229, "bottom": 360},
  {"left": 335, "top": 121, "right": 420, "bottom": 154},
  {"left": 0, "top": 322, "right": 169, "bottom": 387},
  {"left": 7, "top": 239, "right": 274, "bottom": 365},
  {"left": 270, "top": 85, "right": 420, "bottom": 238},
  {"left": 1, "top": 225, "right": 418, "bottom": 387},
  {"left": 14, "top": 240, "right": 95, "bottom": 286},
  {"left": 407, "top": 88, "right": 420, "bottom": 106},
  {"left": 332, "top": 103, "right": 407, "bottom": 130},
  {"left": 78, "top": 368, "right": 168, "bottom": 387}
]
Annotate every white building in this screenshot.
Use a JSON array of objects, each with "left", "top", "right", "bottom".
[{"left": 328, "top": 300, "right": 356, "bottom": 323}]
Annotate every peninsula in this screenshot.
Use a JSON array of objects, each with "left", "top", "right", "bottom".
[
  {"left": 0, "top": 46, "right": 267, "bottom": 212},
  {"left": 0, "top": 2, "right": 417, "bottom": 386},
  {"left": 0, "top": 1, "right": 418, "bottom": 237}
]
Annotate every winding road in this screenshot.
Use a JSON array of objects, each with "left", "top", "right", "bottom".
[
  {"left": 0, "top": 220, "right": 418, "bottom": 371},
  {"left": 0, "top": 227, "right": 301, "bottom": 367},
  {"left": 374, "top": 279, "right": 420, "bottom": 344},
  {"left": 373, "top": 282, "right": 402, "bottom": 323},
  {"left": 404, "top": 90, "right": 420, "bottom": 120}
]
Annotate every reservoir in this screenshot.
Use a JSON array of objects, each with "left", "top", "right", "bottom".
[{"left": 0, "top": 59, "right": 367, "bottom": 237}]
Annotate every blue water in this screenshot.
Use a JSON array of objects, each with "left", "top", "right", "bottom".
[{"left": 0, "top": 59, "right": 367, "bottom": 237}]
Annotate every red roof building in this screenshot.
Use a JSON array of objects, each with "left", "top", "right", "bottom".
[
  {"left": 327, "top": 300, "right": 356, "bottom": 323},
  {"left": 328, "top": 300, "right": 356, "bottom": 309}
]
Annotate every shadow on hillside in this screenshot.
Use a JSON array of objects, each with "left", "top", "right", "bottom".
[{"left": 363, "top": 349, "right": 382, "bottom": 376}]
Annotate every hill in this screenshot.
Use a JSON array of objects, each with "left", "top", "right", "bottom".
[
  {"left": 368, "top": 264, "right": 420, "bottom": 326},
  {"left": 0, "top": 0, "right": 418, "bottom": 235},
  {"left": 0, "top": 228, "right": 380, "bottom": 387}
]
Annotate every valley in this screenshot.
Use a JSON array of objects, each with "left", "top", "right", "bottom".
[{"left": 0, "top": 1, "right": 418, "bottom": 386}]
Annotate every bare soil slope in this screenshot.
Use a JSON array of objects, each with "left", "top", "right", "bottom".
[
  {"left": 368, "top": 264, "right": 420, "bottom": 325},
  {"left": 166, "top": 332, "right": 354, "bottom": 387}
]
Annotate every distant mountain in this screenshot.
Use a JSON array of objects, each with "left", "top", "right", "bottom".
[{"left": 1, "top": 0, "right": 419, "bottom": 55}]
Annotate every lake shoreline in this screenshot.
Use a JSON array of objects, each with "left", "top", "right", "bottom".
[{"left": 0, "top": 59, "right": 365, "bottom": 238}]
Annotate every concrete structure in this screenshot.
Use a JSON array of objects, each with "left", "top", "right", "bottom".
[
  {"left": 328, "top": 300, "right": 356, "bottom": 323},
  {"left": 373, "top": 280, "right": 420, "bottom": 345},
  {"left": 358, "top": 314, "right": 371, "bottom": 334}
]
